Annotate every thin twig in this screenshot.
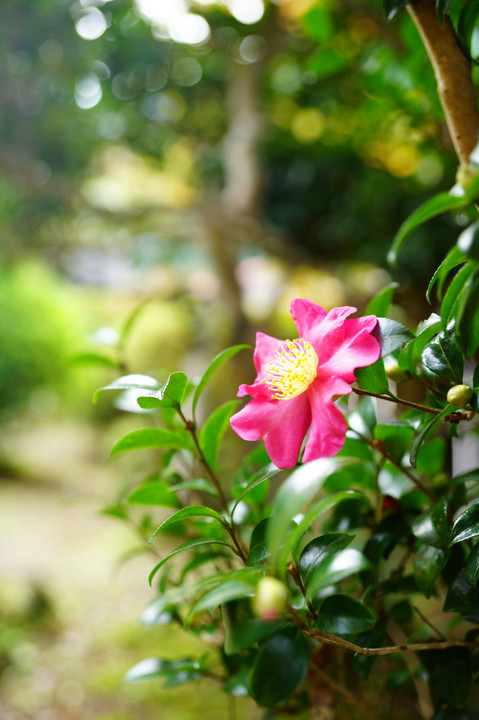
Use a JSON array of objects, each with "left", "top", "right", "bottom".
[
  {"left": 305, "top": 628, "right": 477, "bottom": 656},
  {"left": 352, "top": 387, "right": 473, "bottom": 423},
  {"left": 413, "top": 606, "right": 445, "bottom": 640}
]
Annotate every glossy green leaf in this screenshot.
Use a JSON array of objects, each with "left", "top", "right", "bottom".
[
  {"left": 444, "top": 570, "right": 479, "bottom": 623},
  {"left": 457, "top": 0, "right": 479, "bottom": 60},
  {"left": 137, "top": 371, "right": 189, "bottom": 410},
  {"left": 247, "top": 518, "right": 271, "bottom": 566},
  {"left": 441, "top": 263, "right": 476, "bottom": 331},
  {"left": 231, "top": 466, "right": 280, "bottom": 521},
  {"left": 421, "top": 324, "right": 463, "bottom": 383},
  {"left": 267, "top": 458, "right": 338, "bottom": 571},
  {"left": 68, "top": 351, "right": 119, "bottom": 368},
  {"left": 414, "top": 542, "right": 450, "bottom": 597},
  {"left": 467, "top": 545, "right": 479, "bottom": 586},
  {"left": 427, "top": 245, "right": 467, "bottom": 303},
  {"left": 456, "top": 271, "right": 479, "bottom": 359},
  {"left": 458, "top": 220, "right": 479, "bottom": 260},
  {"left": 125, "top": 657, "right": 203, "bottom": 684},
  {"left": 436, "top": 0, "right": 452, "bottom": 23},
  {"left": 355, "top": 357, "right": 392, "bottom": 396},
  {"left": 149, "top": 505, "right": 225, "bottom": 544},
  {"left": 383, "top": 0, "right": 410, "bottom": 20},
  {"left": 412, "top": 498, "right": 449, "bottom": 549},
  {"left": 249, "top": 626, "right": 309, "bottom": 707},
  {"left": 111, "top": 428, "right": 194, "bottom": 456},
  {"left": 375, "top": 317, "right": 414, "bottom": 356},
  {"left": 169, "top": 478, "right": 218, "bottom": 498},
  {"left": 365, "top": 282, "right": 398, "bottom": 316},
  {"left": 388, "top": 193, "right": 471, "bottom": 265},
  {"left": 192, "top": 344, "right": 250, "bottom": 418},
  {"left": 315, "top": 594, "right": 375, "bottom": 635},
  {"left": 199, "top": 400, "right": 239, "bottom": 471},
  {"left": 148, "top": 538, "right": 234, "bottom": 585},
  {"left": 410, "top": 405, "right": 454, "bottom": 468},
  {"left": 305, "top": 548, "right": 370, "bottom": 600},
  {"left": 140, "top": 574, "right": 223, "bottom": 625},
  {"left": 223, "top": 600, "right": 285, "bottom": 654},
  {"left": 299, "top": 534, "right": 354, "bottom": 582},
  {"left": 420, "top": 647, "right": 472, "bottom": 708},
  {"left": 450, "top": 502, "right": 479, "bottom": 545},
  {"left": 93, "top": 374, "right": 160, "bottom": 403},
  {"left": 280, "top": 491, "right": 365, "bottom": 569},
  {"left": 187, "top": 567, "right": 263, "bottom": 620},
  {"left": 127, "top": 481, "right": 179, "bottom": 507}
]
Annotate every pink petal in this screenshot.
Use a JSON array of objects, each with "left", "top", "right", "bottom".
[
  {"left": 290, "top": 299, "right": 328, "bottom": 339},
  {"left": 230, "top": 393, "right": 312, "bottom": 469},
  {"left": 319, "top": 316, "right": 380, "bottom": 383},
  {"left": 302, "top": 377, "right": 351, "bottom": 462},
  {"left": 252, "top": 332, "right": 283, "bottom": 375}
]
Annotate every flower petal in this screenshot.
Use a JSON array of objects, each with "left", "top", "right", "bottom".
[
  {"left": 230, "top": 393, "right": 311, "bottom": 469},
  {"left": 319, "top": 316, "right": 380, "bottom": 383},
  {"left": 252, "top": 332, "right": 283, "bottom": 375},
  {"left": 290, "top": 299, "right": 328, "bottom": 339},
  {"left": 303, "top": 377, "right": 351, "bottom": 462}
]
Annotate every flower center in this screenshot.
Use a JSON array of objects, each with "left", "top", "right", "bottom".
[{"left": 263, "top": 338, "right": 319, "bottom": 401}]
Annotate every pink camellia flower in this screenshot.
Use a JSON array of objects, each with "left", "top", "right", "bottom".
[{"left": 230, "top": 299, "right": 380, "bottom": 469}]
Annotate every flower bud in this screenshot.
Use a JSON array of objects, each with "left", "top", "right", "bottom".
[
  {"left": 456, "top": 164, "right": 479, "bottom": 192},
  {"left": 252, "top": 577, "right": 288, "bottom": 621},
  {"left": 384, "top": 356, "right": 408, "bottom": 383},
  {"left": 446, "top": 384, "right": 474, "bottom": 407}
]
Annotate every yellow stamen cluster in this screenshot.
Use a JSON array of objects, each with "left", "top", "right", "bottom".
[{"left": 263, "top": 338, "right": 319, "bottom": 401}]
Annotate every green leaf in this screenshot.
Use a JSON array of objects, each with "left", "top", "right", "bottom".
[
  {"left": 365, "top": 282, "right": 398, "bottom": 316},
  {"left": 456, "top": 270, "right": 479, "bottom": 359},
  {"left": 231, "top": 466, "right": 280, "bottom": 522},
  {"left": 457, "top": 220, "right": 479, "bottom": 260},
  {"left": 441, "top": 263, "right": 476, "bottom": 331},
  {"left": 374, "top": 424, "right": 414, "bottom": 462},
  {"left": 192, "top": 344, "right": 250, "bottom": 418},
  {"left": 375, "top": 317, "right": 414, "bottom": 356},
  {"left": 199, "top": 400, "right": 239, "bottom": 471},
  {"left": 249, "top": 626, "right": 309, "bottom": 707},
  {"left": 247, "top": 518, "right": 271, "bottom": 566},
  {"left": 436, "top": 0, "right": 452, "bottom": 23},
  {"left": 422, "top": 324, "right": 463, "bottom": 383},
  {"left": 444, "top": 569, "right": 479, "bottom": 622},
  {"left": 111, "top": 428, "right": 194, "bottom": 456},
  {"left": 140, "top": 574, "right": 223, "bottom": 624},
  {"left": 305, "top": 548, "right": 370, "bottom": 600},
  {"left": 137, "top": 371, "right": 189, "bottom": 410},
  {"left": 315, "top": 594, "right": 375, "bottom": 635},
  {"left": 93, "top": 374, "right": 160, "bottom": 403},
  {"left": 467, "top": 545, "right": 479, "bottom": 586},
  {"left": 388, "top": 192, "right": 471, "bottom": 265},
  {"left": 450, "top": 502, "right": 479, "bottom": 545},
  {"left": 410, "top": 405, "right": 455, "bottom": 468},
  {"left": 420, "top": 647, "right": 472, "bottom": 708},
  {"left": 127, "top": 481, "right": 179, "bottom": 507},
  {"left": 149, "top": 505, "right": 226, "bottom": 544},
  {"left": 148, "top": 538, "right": 234, "bottom": 586},
  {"left": 223, "top": 600, "right": 285, "bottom": 654},
  {"left": 299, "top": 533, "right": 354, "bottom": 584},
  {"left": 412, "top": 498, "right": 450, "bottom": 549},
  {"left": 414, "top": 543, "right": 450, "bottom": 597},
  {"left": 187, "top": 567, "right": 264, "bottom": 620},
  {"left": 355, "top": 357, "right": 392, "bottom": 396},
  {"left": 267, "top": 458, "right": 339, "bottom": 571},
  {"left": 383, "top": 0, "right": 410, "bottom": 20},
  {"left": 427, "top": 245, "right": 467, "bottom": 303},
  {"left": 124, "top": 657, "right": 204, "bottom": 685},
  {"left": 279, "top": 491, "right": 365, "bottom": 569},
  {"left": 457, "top": 0, "right": 479, "bottom": 60},
  {"left": 170, "top": 477, "right": 218, "bottom": 498},
  {"left": 67, "top": 351, "right": 119, "bottom": 368}
]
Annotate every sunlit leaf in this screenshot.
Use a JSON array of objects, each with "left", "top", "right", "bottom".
[
  {"left": 187, "top": 567, "right": 264, "bottom": 620},
  {"left": 149, "top": 505, "right": 226, "bottom": 544},
  {"left": 440, "top": 262, "right": 476, "bottom": 331},
  {"left": 111, "top": 428, "right": 194, "bottom": 456},
  {"left": 410, "top": 405, "right": 454, "bottom": 468},
  {"left": 375, "top": 317, "right": 414, "bottom": 356},
  {"left": 199, "top": 400, "right": 239, "bottom": 471},
  {"left": 450, "top": 502, "right": 479, "bottom": 545},
  {"left": 93, "top": 374, "right": 160, "bottom": 403},
  {"left": 124, "top": 657, "right": 204, "bottom": 685},
  {"left": 427, "top": 244, "right": 466, "bottom": 303},
  {"left": 365, "top": 282, "right": 398, "bottom": 316},
  {"left": 137, "top": 371, "right": 189, "bottom": 410},
  {"left": 148, "top": 538, "right": 234, "bottom": 586},
  {"left": 127, "top": 481, "right": 179, "bottom": 507},
  {"left": 355, "top": 357, "right": 392, "bottom": 396},
  {"left": 305, "top": 548, "right": 370, "bottom": 600},
  {"left": 192, "top": 344, "right": 250, "bottom": 418}
]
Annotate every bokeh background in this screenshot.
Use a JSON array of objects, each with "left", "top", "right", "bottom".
[{"left": 0, "top": 0, "right": 467, "bottom": 718}]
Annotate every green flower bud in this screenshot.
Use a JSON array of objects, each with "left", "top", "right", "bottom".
[
  {"left": 456, "top": 164, "right": 479, "bottom": 192},
  {"left": 384, "top": 356, "right": 408, "bottom": 383},
  {"left": 446, "top": 384, "right": 474, "bottom": 407},
  {"left": 252, "top": 577, "right": 288, "bottom": 621}
]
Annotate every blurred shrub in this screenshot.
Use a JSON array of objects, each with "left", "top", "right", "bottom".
[{"left": 0, "top": 262, "right": 85, "bottom": 416}]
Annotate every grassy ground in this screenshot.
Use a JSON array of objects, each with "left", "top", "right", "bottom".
[{"left": 0, "top": 418, "right": 262, "bottom": 720}]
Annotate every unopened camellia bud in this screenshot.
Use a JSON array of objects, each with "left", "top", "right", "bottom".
[
  {"left": 446, "top": 384, "right": 474, "bottom": 407},
  {"left": 456, "top": 164, "right": 479, "bottom": 192},
  {"left": 384, "top": 356, "right": 408, "bottom": 383},
  {"left": 252, "top": 576, "right": 288, "bottom": 621}
]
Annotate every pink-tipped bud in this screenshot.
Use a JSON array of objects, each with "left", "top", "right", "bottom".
[
  {"left": 447, "top": 384, "right": 474, "bottom": 408},
  {"left": 253, "top": 577, "right": 288, "bottom": 621}
]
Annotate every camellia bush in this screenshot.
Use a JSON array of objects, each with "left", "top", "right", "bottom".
[{"left": 93, "top": 1, "right": 479, "bottom": 718}]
